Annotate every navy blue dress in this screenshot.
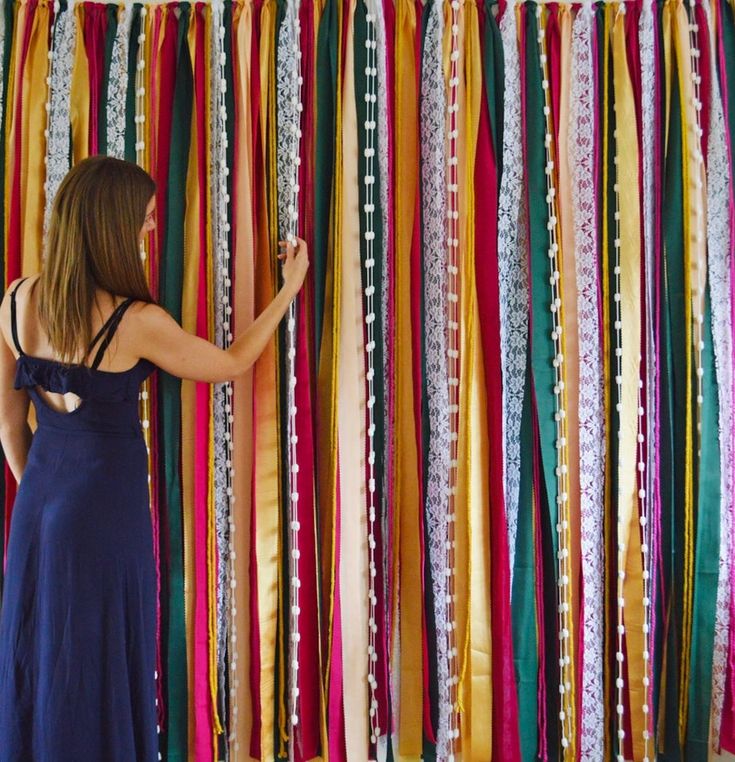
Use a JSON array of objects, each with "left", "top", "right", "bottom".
[{"left": 0, "top": 277, "right": 159, "bottom": 761}]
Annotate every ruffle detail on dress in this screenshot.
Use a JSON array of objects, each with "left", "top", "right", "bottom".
[{"left": 14, "top": 356, "right": 94, "bottom": 398}]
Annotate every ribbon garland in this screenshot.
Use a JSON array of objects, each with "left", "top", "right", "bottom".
[{"left": 2, "top": 0, "right": 735, "bottom": 760}]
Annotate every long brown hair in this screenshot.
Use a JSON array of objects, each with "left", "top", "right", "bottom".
[{"left": 38, "top": 155, "right": 157, "bottom": 365}]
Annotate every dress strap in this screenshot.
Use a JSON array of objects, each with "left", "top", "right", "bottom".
[
  {"left": 9, "top": 277, "right": 30, "bottom": 356},
  {"left": 89, "top": 298, "right": 135, "bottom": 370}
]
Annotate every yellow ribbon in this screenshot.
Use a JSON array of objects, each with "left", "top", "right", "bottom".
[
  {"left": 461, "top": 2, "right": 493, "bottom": 757},
  {"left": 612, "top": 7, "right": 645, "bottom": 759},
  {"left": 3, "top": 0, "right": 21, "bottom": 278},
  {"left": 20, "top": 0, "right": 48, "bottom": 276}
]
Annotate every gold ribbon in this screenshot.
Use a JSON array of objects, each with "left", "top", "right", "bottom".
[
  {"left": 69, "top": 2, "right": 89, "bottom": 164},
  {"left": 253, "top": 1, "right": 281, "bottom": 756},
  {"left": 673, "top": 0, "right": 704, "bottom": 741},
  {"left": 3, "top": 0, "right": 22, "bottom": 276},
  {"left": 612, "top": 7, "right": 645, "bottom": 758},
  {"left": 461, "top": 2, "right": 493, "bottom": 757},
  {"left": 394, "top": 0, "right": 423, "bottom": 754},
  {"left": 20, "top": 0, "right": 48, "bottom": 276},
  {"left": 601, "top": 6, "right": 613, "bottom": 745},
  {"left": 230, "top": 1, "right": 257, "bottom": 757}
]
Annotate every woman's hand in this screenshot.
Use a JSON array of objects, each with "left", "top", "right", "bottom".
[{"left": 278, "top": 236, "right": 309, "bottom": 297}]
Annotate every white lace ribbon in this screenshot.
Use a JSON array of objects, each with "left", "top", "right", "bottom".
[
  {"left": 704, "top": 0, "right": 734, "bottom": 747},
  {"left": 210, "top": 0, "right": 232, "bottom": 717},
  {"left": 570, "top": 5, "right": 605, "bottom": 758},
  {"left": 496, "top": 0, "right": 526, "bottom": 582},
  {"left": 420, "top": 0, "right": 450, "bottom": 752},
  {"left": 374, "top": 0, "right": 393, "bottom": 703},
  {"left": 43, "top": 5, "right": 76, "bottom": 247},
  {"left": 106, "top": 4, "right": 131, "bottom": 159}
]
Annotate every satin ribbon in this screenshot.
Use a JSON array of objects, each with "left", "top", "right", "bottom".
[
  {"left": 461, "top": 3, "right": 494, "bottom": 759},
  {"left": 476, "top": 0, "right": 520, "bottom": 757},
  {"left": 336, "top": 3, "right": 370, "bottom": 756},
  {"left": 394, "top": 0, "right": 423, "bottom": 754},
  {"left": 70, "top": 1, "right": 89, "bottom": 164},
  {"left": 610, "top": 7, "right": 646, "bottom": 759},
  {"left": 82, "top": 1, "right": 105, "bottom": 155},
  {"left": 19, "top": 0, "right": 47, "bottom": 278},
  {"left": 229, "top": 2, "right": 257, "bottom": 758},
  {"left": 252, "top": 0, "right": 281, "bottom": 756}
]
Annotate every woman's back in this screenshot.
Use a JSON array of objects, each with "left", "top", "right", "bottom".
[{"left": 2, "top": 274, "right": 154, "bottom": 435}]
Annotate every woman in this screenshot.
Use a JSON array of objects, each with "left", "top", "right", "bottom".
[{"left": 0, "top": 155, "right": 308, "bottom": 759}]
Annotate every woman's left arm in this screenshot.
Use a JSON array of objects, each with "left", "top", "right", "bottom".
[{"left": 0, "top": 293, "right": 32, "bottom": 484}]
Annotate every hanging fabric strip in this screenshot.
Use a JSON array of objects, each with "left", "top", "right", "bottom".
[
  {"left": 639, "top": 1, "right": 658, "bottom": 744},
  {"left": 3, "top": 0, "right": 27, "bottom": 284},
  {"left": 313, "top": 0, "right": 340, "bottom": 746},
  {"left": 395, "top": 0, "right": 423, "bottom": 753},
  {"left": 252, "top": 0, "right": 283, "bottom": 756},
  {"left": 210, "top": 0, "right": 228, "bottom": 699},
  {"left": 611, "top": 7, "right": 646, "bottom": 757},
  {"left": 570, "top": 4, "right": 604, "bottom": 758},
  {"left": 338, "top": 2, "right": 370, "bottom": 755},
  {"left": 420, "top": 0, "right": 451, "bottom": 753},
  {"left": 81, "top": 1, "right": 103, "bottom": 155},
  {"left": 210, "top": 0, "right": 233, "bottom": 745},
  {"left": 229, "top": 0, "right": 257, "bottom": 756},
  {"left": 18, "top": 0, "right": 48, "bottom": 276},
  {"left": 44, "top": 4, "right": 75, "bottom": 244},
  {"left": 672, "top": 3, "right": 697, "bottom": 741},
  {"left": 707, "top": 0, "right": 735, "bottom": 748},
  {"left": 187, "top": 5, "right": 218, "bottom": 756},
  {"left": 497, "top": 0, "right": 527, "bottom": 584},
  {"left": 180, "top": 4, "right": 199, "bottom": 754},
  {"left": 684, "top": 0, "right": 723, "bottom": 754},
  {"left": 106, "top": 3, "right": 129, "bottom": 159},
  {"left": 467, "top": 1, "right": 503, "bottom": 758},
  {"left": 556, "top": 11, "right": 581, "bottom": 755},
  {"left": 69, "top": 2, "right": 89, "bottom": 165}
]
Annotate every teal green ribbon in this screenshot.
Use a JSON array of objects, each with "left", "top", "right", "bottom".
[{"left": 157, "top": 6, "right": 193, "bottom": 758}]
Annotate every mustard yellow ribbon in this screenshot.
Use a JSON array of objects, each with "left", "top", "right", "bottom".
[
  {"left": 612, "top": 6, "right": 645, "bottom": 759},
  {"left": 394, "top": 0, "right": 423, "bottom": 754}
]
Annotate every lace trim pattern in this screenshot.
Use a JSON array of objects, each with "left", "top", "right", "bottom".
[
  {"left": 420, "top": 0, "right": 450, "bottom": 752},
  {"left": 570, "top": 7, "right": 605, "bottom": 757},
  {"left": 639, "top": 5, "right": 658, "bottom": 713},
  {"left": 496, "top": 2, "right": 526, "bottom": 581},
  {"left": 106, "top": 5, "right": 130, "bottom": 159},
  {"left": 703, "top": 0, "right": 734, "bottom": 745},
  {"left": 210, "top": 0, "right": 231, "bottom": 716},
  {"left": 374, "top": 0, "right": 393, "bottom": 690},
  {"left": 43, "top": 7, "right": 76, "bottom": 247}
]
